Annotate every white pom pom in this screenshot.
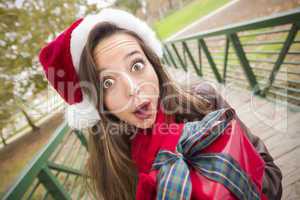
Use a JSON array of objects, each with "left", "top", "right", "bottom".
[{"left": 65, "top": 95, "right": 100, "bottom": 130}]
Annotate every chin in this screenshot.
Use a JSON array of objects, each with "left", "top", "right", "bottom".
[
  {"left": 136, "top": 123, "right": 153, "bottom": 129},
  {"left": 134, "top": 120, "right": 153, "bottom": 129},
  {"left": 134, "top": 115, "right": 155, "bottom": 129}
]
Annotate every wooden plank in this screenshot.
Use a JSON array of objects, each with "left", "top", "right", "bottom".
[
  {"left": 282, "top": 182, "right": 300, "bottom": 200},
  {"left": 263, "top": 112, "right": 300, "bottom": 158},
  {"left": 275, "top": 148, "right": 300, "bottom": 200},
  {"left": 264, "top": 134, "right": 300, "bottom": 160}
]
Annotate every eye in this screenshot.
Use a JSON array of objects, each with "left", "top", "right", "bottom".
[
  {"left": 130, "top": 59, "right": 145, "bottom": 72},
  {"left": 103, "top": 78, "right": 115, "bottom": 89}
]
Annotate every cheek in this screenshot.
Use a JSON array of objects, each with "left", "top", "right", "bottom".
[
  {"left": 104, "top": 92, "right": 129, "bottom": 115},
  {"left": 142, "top": 66, "right": 160, "bottom": 95}
]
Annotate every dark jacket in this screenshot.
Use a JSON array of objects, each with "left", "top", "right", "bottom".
[{"left": 190, "top": 82, "right": 283, "bottom": 200}]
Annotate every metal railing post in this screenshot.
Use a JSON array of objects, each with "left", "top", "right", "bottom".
[
  {"left": 171, "top": 43, "right": 187, "bottom": 71},
  {"left": 164, "top": 44, "right": 179, "bottom": 69},
  {"left": 229, "top": 33, "right": 260, "bottom": 94},
  {"left": 199, "top": 39, "right": 222, "bottom": 82},
  {"left": 262, "top": 22, "right": 300, "bottom": 95},
  {"left": 182, "top": 41, "right": 202, "bottom": 76},
  {"left": 223, "top": 36, "right": 230, "bottom": 83}
]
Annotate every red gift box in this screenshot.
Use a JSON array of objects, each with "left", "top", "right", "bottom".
[{"left": 131, "top": 109, "right": 267, "bottom": 200}]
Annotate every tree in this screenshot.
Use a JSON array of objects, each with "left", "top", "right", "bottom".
[
  {"left": 0, "top": 0, "right": 100, "bottom": 139},
  {"left": 115, "top": 0, "right": 142, "bottom": 15}
]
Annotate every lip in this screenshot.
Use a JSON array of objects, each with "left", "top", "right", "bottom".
[
  {"left": 133, "top": 100, "right": 152, "bottom": 120},
  {"left": 133, "top": 100, "right": 151, "bottom": 113}
]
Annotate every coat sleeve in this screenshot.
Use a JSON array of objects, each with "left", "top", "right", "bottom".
[{"left": 191, "top": 82, "right": 283, "bottom": 200}]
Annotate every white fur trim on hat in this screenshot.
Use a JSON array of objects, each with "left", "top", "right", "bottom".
[
  {"left": 65, "top": 94, "right": 100, "bottom": 130},
  {"left": 70, "top": 8, "right": 163, "bottom": 73}
]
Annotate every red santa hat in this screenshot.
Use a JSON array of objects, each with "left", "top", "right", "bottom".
[{"left": 39, "top": 8, "right": 163, "bottom": 130}]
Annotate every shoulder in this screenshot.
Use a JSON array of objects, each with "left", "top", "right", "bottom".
[
  {"left": 188, "top": 81, "right": 230, "bottom": 110},
  {"left": 190, "top": 81, "right": 217, "bottom": 100}
]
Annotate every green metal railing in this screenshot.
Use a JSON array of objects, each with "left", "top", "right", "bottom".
[
  {"left": 2, "top": 122, "right": 89, "bottom": 200},
  {"left": 3, "top": 7, "right": 300, "bottom": 200},
  {"left": 162, "top": 8, "right": 300, "bottom": 106}
]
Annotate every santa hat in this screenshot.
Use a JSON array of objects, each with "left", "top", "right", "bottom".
[{"left": 39, "top": 8, "right": 163, "bottom": 130}]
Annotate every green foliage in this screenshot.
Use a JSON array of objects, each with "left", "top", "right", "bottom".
[
  {"left": 0, "top": 0, "right": 100, "bottom": 134},
  {"left": 115, "top": 0, "right": 142, "bottom": 14}
]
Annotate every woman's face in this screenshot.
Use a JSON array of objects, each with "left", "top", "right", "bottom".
[{"left": 93, "top": 33, "right": 160, "bottom": 129}]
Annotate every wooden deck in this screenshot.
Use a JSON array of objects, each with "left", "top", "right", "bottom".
[{"left": 167, "top": 67, "right": 300, "bottom": 200}]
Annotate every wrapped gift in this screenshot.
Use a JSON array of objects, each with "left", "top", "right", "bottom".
[{"left": 131, "top": 108, "right": 267, "bottom": 200}]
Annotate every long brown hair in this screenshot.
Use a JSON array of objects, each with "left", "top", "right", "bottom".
[{"left": 78, "top": 21, "right": 212, "bottom": 200}]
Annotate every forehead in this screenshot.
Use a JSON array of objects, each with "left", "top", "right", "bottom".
[{"left": 93, "top": 33, "right": 143, "bottom": 71}]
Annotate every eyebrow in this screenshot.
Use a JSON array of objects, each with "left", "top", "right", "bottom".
[
  {"left": 124, "top": 50, "right": 141, "bottom": 60},
  {"left": 97, "top": 50, "right": 142, "bottom": 74}
]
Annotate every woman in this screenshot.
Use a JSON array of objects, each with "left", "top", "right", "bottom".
[{"left": 39, "top": 8, "right": 282, "bottom": 200}]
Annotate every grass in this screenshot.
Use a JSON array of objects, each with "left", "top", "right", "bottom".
[{"left": 152, "top": 0, "right": 230, "bottom": 40}]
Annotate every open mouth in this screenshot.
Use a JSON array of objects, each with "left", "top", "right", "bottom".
[{"left": 133, "top": 101, "right": 152, "bottom": 120}]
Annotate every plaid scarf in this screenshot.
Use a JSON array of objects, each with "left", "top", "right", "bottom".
[{"left": 151, "top": 108, "right": 260, "bottom": 200}]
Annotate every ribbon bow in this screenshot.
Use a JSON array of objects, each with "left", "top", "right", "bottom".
[{"left": 151, "top": 108, "right": 260, "bottom": 200}]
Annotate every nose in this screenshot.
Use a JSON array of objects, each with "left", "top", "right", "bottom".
[{"left": 120, "top": 72, "right": 140, "bottom": 98}]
